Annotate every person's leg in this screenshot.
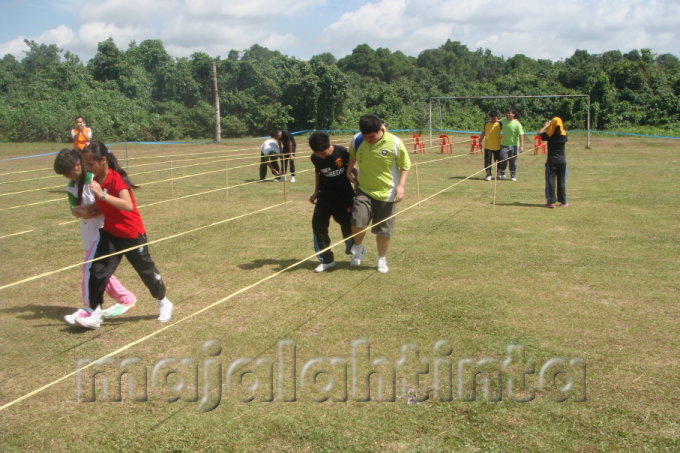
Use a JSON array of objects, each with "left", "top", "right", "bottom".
[
  {"left": 370, "top": 199, "right": 396, "bottom": 273},
  {"left": 123, "top": 233, "right": 172, "bottom": 322},
  {"left": 334, "top": 194, "right": 354, "bottom": 254},
  {"left": 312, "top": 198, "right": 334, "bottom": 264},
  {"left": 557, "top": 161, "right": 568, "bottom": 205},
  {"left": 484, "top": 149, "right": 492, "bottom": 177},
  {"left": 289, "top": 143, "right": 296, "bottom": 177},
  {"left": 545, "top": 162, "right": 557, "bottom": 205},
  {"left": 508, "top": 146, "right": 518, "bottom": 178},
  {"left": 350, "top": 191, "right": 372, "bottom": 266},
  {"left": 259, "top": 154, "right": 268, "bottom": 180},
  {"left": 76, "top": 230, "right": 123, "bottom": 328},
  {"left": 123, "top": 234, "right": 166, "bottom": 301},
  {"left": 498, "top": 146, "right": 508, "bottom": 177}
]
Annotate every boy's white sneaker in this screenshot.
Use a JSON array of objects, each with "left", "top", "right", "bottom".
[
  {"left": 314, "top": 262, "right": 336, "bottom": 273},
  {"left": 290, "top": 176, "right": 296, "bottom": 183},
  {"left": 158, "top": 298, "right": 174, "bottom": 322},
  {"left": 350, "top": 244, "right": 365, "bottom": 267},
  {"left": 377, "top": 257, "right": 389, "bottom": 273}
]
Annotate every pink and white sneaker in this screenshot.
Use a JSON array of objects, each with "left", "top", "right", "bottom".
[{"left": 64, "top": 307, "right": 92, "bottom": 326}]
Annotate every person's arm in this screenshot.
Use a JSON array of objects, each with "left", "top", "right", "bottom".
[
  {"left": 89, "top": 180, "right": 134, "bottom": 212},
  {"left": 518, "top": 122, "right": 525, "bottom": 152},
  {"left": 347, "top": 157, "right": 358, "bottom": 186},
  {"left": 394, "top": 169, "right": 409, "bottom": 202},
  {"left": 478, "top": 124, "right": 486, "bottom": 148},
  {"left": 309, "top": 172, "right": 321, "bottom": 204},
  {"left": 538, "top": 121, "right": 551, "bottom": 135}
]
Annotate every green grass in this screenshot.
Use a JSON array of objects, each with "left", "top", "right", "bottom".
[{"left": 0, "top": 133, "right": 678, "bottom": 452}]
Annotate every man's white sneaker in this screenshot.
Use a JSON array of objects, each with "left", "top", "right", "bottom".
[
  {"left": 377, "top": 257, "right": 389, "bottom": 273},
  {"left": 314, "top": 262, "right": 336, "bottom": 273},
  {"left": 75, "top": 313, "right": 102, "bottom": 329},
  {"left": 484, "top": 175, "right": 492, "bottom": 181},
  {"left": 350, "top": 244, "right": 365, "bottom": 267},
  {"left": 290, "top": 176, "right": 296, "bottom": 183},
  {"left": 158, "top": 298, "right": 174, "bottom": 322},
  {"left": 64, "top": 307, "right": 92, "bottom": 326},
  {"left": 511, "top": 176, "right": 517, "bottom": 181}
]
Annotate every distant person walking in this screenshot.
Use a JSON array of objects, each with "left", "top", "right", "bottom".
[
  {"left": 70, "top": 116, "right": 92, "bottom": 150},
  {"left": 277, "top": 129, "right": 297, "bottom": 182},
  {"left": 478, "top": 111, "right": 502, "bottom": 180},
  {"left": 498, "top": 108, "right": 524, "bottom": 181},
  {"left": 538, "top": 117, "right": 569, "bottom": 208}
]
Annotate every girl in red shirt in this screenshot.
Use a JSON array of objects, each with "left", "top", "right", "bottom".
[{"left": 75, "top": 141, "right": 173, "bottom": 329}]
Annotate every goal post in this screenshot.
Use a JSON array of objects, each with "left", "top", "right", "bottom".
[{"left": 429, "top": 95, "right": 591, "bottom": 149}]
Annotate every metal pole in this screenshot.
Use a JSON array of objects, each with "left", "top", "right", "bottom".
[
  {"left": 124, "top": 141, "right": 129, "bottom": 170},
  {"left": 212, "top": 61, "right": 221, "bottom": 143},
  {"left": 428, "top": 99, "right": 432, "bottom": 147},
  {"left": 586, "top": 95, "right": 592, "bottom": 149}
]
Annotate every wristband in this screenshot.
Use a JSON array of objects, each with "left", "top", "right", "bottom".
[{"left": 100, "top": 188, "right": 108, "bottom": 200}]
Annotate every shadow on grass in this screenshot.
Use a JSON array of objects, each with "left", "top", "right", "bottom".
[
  {"left": 0, "top": 304, "right": 156, "bottom": 325},
  {"left": 493, "top": 202, "right": 547, "bottom": 208},
  {"left": 238, "top": 258, "right": 310, "bottom": 272}
]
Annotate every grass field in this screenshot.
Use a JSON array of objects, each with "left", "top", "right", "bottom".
[{"left": 0, "top": 133, "right": 678, "bottom": 452}]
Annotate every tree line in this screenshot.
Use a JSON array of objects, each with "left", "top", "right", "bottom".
[{"left": 0, "top": 38, "right": 678, "bottom": 142}]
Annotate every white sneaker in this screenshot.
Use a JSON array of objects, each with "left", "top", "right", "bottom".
[
  {"left": 314, "top": 262, "right": 336, "bottom": 272},
  {"left": 75, "top": 312, "right": 102, "bottom": 329},
  {"left": 290, "top": 176, "right": 296, "bottom": 183},
  {"left": 484, "top": 175, "right": 492, "bottom": 181},
  {"left": 158, "top": 298, "right": 174, "bottom": 322},
  {"left": 511, "top": 176, "right": 517, "bottom": 181},
  {"left": 499, "top": 174, "right": 506, "bottom": 180},
  {"left": 64, "top": 307, "right": 92, "bottom": 326},
  {"left": 350, "top": 244, "right": 365, "bottom": 267},
  {"left": 377, "top": 256, "right": 389, "bottom": 273}
]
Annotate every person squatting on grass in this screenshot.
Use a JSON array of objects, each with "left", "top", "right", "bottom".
[
  {"left": 259, "top": 132, "right": 283, "bottom": 182},
  {"left": 538, "top": 117, "right": 569, "bottom": 208},
  {"left": 498, "top": 108, "right": 525, "bottom": 181},
  {"left": 75, "top": 141, "right": 173, "bottom": 329},
  {"left": 347, "top": 114, "right": 411, "bottom": 274},
  {"left": 478, "top": 111, "right": 502, "bottom": 181},
  {"left": 277, "top": 128, "right": 297, "bottom": 183},
  {"left": 53, "top": 149, "right": 137, "bottom": 326},
  {"left": 308, "top": 131, "right": 356, "bottom": 272}
]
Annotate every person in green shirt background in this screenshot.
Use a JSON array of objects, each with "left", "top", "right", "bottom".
[{"left": 498, "top": 108, "right": 525, "bottom": 181}]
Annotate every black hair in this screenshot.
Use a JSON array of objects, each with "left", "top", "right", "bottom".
[
  {"left": 489, "top": 111, "right": 498, "bottom": 118},
  {"left": 308, "top": 131, "right": 331, "bottom": 152},
  {"left": 54, "top": 148, "right": 86, "bottom": 205},
  {"left": 83, "top": 141, "right": 138, "bottom": 189},
  {"left": 270, "top": 130, "right": 279, "bottom": 138},
  {"left": 359, "top": 114, "right": 383, "bottom": 134}
]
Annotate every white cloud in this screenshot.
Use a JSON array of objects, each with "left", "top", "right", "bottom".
[{"left": 0, "top": 0, "right": 678, "bottom": 62}]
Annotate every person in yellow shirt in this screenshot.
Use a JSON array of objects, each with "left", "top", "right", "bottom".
[
  {"left": 478, "top": 111, "right": 502, "bottom": 181},
  {"left": 70, "top": 116, "right": 92, "bottom": 150}
]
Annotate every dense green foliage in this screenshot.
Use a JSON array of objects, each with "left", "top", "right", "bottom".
[{"left": 0, "top": 38, "right": 678, "bottom": 141}]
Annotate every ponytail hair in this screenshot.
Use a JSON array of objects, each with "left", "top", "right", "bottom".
[
  {"left": 84, "top": 141, "right": 138, "bottom": 189},
  {"left": 54, "top": 148, "right": 86, "bottom": 205}
]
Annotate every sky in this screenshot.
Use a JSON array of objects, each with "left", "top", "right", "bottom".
[{"left": 0, "top": 0, "right": 679, "bottom": 63}]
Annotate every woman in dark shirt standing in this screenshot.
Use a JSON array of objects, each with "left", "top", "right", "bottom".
[{"left": 539, "top": 117, "right": 569, "bottom": 208}]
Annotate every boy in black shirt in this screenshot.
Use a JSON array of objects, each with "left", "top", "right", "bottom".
[{"left": 308, "top": 131, "right": 355, "bottom": 272}]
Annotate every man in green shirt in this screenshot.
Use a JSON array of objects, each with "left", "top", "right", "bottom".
[
  {"left": 347, "top": 114, "right": 411, "bottom": 273},
  {"left": 499, "top": 108, "right": 525, "bottom": 181}
]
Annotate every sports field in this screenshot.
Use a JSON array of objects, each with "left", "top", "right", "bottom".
[{"left": 0, "top": 133, "right": 678, "bottom": 451}]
